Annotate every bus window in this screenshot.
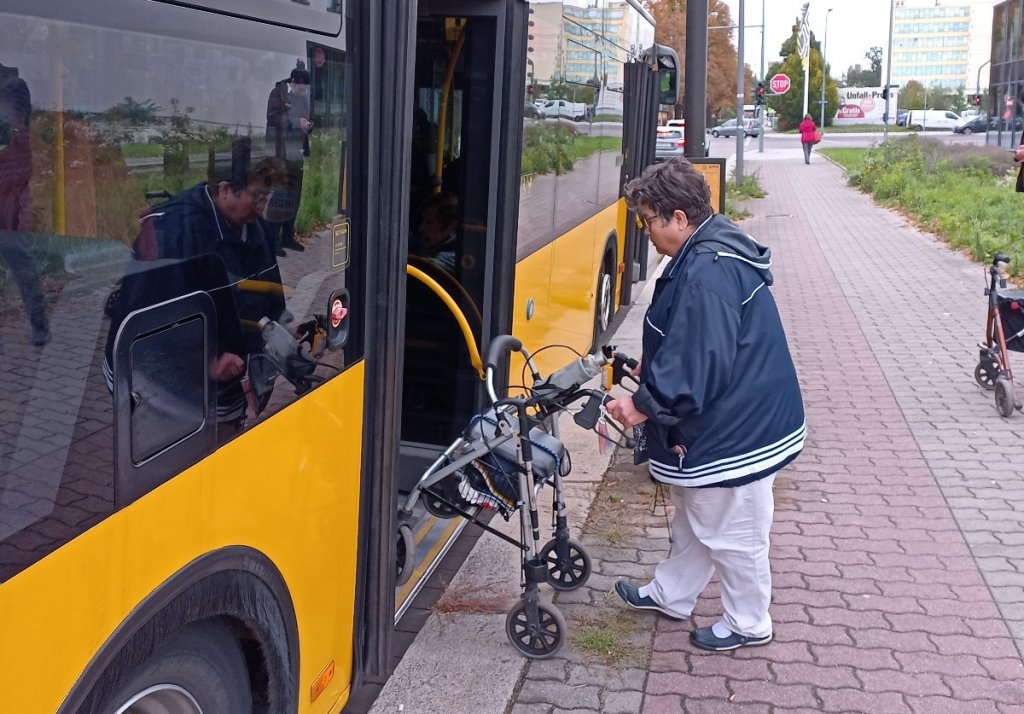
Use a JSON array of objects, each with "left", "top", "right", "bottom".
[{"left": 0, "top": 4, "right": 359, "bottom": 578}]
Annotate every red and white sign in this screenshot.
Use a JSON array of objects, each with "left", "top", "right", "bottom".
[{"left": 770, "top": 73, "right": 791, "bottom": 95}]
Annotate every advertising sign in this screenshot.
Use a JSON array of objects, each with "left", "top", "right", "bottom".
[{"left": 834, "top": 87, "right": 898, "bottom": 126}]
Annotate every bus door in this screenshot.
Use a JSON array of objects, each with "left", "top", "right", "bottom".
[
  {"left": 394, "top": 0, "right": 526, "bottom": 616},
  {"left": 620, "top": 57, "right": 659, "bottom": 294}
]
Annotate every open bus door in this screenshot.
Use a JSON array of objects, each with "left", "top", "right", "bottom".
[
  {"left": 620, "top": 45, "right": 676, "bottom": 294},
  {"left": 393, "top": 0, "right": 526, "bottom": 627}
]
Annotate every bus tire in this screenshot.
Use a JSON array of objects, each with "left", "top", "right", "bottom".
[
  {"left": 592, "top": 248, "right": 615, "bottom": 349},
  {"left": 103, "top": 621, "right": 252, "bottom": 714}
]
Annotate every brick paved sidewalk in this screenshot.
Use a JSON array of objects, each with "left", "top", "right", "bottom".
[{"left": 509, "top": 152, "right": 1024, "bottom": 713}]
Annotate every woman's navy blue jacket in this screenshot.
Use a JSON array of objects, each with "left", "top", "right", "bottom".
[{"left": 632, "top": 213, "right": 805, "bottom": 488}]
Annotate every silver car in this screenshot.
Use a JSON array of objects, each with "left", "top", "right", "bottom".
[
  {"left": 655, "top": 127, "right": 686, "bottom": 162},
  {"left": 709, "top": 118, "right": 760, "bottom": 138}
]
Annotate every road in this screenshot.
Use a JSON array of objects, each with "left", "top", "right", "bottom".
[{"left": 704, "top": 128, "right": 1015, "bottom": 162}]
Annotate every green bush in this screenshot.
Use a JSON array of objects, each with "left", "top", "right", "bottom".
[
  {"left": 521, "top": 123, "right": 575, "bottom": 176},
  {"left": 295, "top": 131, "right": 343, "bottom": 235},
  {"left": 828, "top": 137, "right": 1024, "bottom": 276}
]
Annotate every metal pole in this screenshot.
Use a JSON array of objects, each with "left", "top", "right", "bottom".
[
  {"left": 735, "top": 0, "right": 745, "bottom": 182},
  {"left": 686, "top": 0, "right": 709, "bottom": 157},
  {"left": 883, "top": 0, "right": 894, "bottom": 142},
  {"left": 758, "top": 0, "right": 765, "bottom": 153},
  {"left": 820, "top": 8, "right": 832, "bottom": 128}
]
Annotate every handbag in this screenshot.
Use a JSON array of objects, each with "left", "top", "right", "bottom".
[
  {"left": 812, "top": 130, "right": 822, "bottom": 145},
  {"left": 632, "top": 422, "right": 649, "bottom": 465}
]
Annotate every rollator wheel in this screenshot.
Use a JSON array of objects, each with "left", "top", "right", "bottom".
[
  {"left": 396, "top": 523, "right": 415, "bottom": 586},
  {"left": 974, "top": 361, "right": 997, "bottom": 390},
  {"left": 504, "top": 599, "right": 566, "bottom": 659},
  {"left": 539, "top": 537, "right": 591, "bottom": 591},
  {"left": 420, "top": 476, "right": 464, "bottom": 519},
  {"left": 995, "top": 377, "right": 1016, "bottom": 418}
]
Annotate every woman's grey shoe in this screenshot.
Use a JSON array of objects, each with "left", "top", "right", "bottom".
[{"left": 614, "top": 580, "right": 682, "bottom": 621}]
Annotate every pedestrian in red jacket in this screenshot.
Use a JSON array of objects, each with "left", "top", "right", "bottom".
[{"left": 798, "top": 113, "right": 817, "bottom": 165}]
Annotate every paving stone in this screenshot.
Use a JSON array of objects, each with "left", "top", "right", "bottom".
[
  {"left": 600, "top": 689, "right": 643, "bottom": 714},
  {"left": 514, "top": 680, "right": 601, "bottom": 710}
]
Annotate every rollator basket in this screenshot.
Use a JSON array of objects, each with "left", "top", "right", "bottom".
[
  {"left": 997, "top": 291, "right": 1024, "bottom": 352},
  {"left": 459, "top": 409, "right": 569, "bottom": 512}
]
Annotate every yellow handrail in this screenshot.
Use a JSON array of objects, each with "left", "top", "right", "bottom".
[
  {"left": 406, "top": 263, "right": 484, "bottom": 380},
  {"left": 434, "top": 25, "right": 466, "bottom": 193}
]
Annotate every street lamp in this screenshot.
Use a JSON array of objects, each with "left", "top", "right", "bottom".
[{"left": 819, "top": 8, "right": 832, "bottom": 128}]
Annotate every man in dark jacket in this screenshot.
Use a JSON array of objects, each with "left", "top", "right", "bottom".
[
  {"left": 265, "top": 62, "right": 312, "bottom": 255},
  {"left": 104, "top": 139, "right": 288, "bottom": 432},
  {"left": 0, "top": 64, "right": 48, "bottom": 345},
  {"left": 607, "top": 157, "right": 805, "bottom": 652}
]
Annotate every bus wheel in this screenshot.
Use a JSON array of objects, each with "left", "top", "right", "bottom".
[
  {"left": 593, "top": 257, "right": 614, "bottom": 347},
  {"left": 106, "top": 621, "right": 251, "bottom": 714}
]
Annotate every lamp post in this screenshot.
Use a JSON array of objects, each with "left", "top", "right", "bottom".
[
  {"left": 883, "top": 0, "right": 895, "bottom": 141},
  {"left": 819, "top": 8, "right": 832, "bottom": 128}
]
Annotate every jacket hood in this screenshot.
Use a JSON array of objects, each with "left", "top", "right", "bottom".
[{"left": 688, "top": 213, "right": 774, "bottom": 285}]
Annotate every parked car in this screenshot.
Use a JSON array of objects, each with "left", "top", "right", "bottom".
[
  {"left": 906, "top": 109, "right": 961, "bottom": 131},
  {"left": 709, "top": 118, "right": 760, "bottom": 138},
  {"left": 538, "top": 98, "right": 590, "bottom": 121},
  {"left": 953, "top": 114, "right": 988, "bottom": 134},
  {"left": 664, "top": 118, "right": 685, "bottom": 129},
  {"left": 989, "top": 115, "right": 1023, "bottom": 131},
  {"left": 523, "top": 101, "right": 546, "bottom": 121},
  {"left": 655, "top": 126, "right": 686, "bottom": 162}
]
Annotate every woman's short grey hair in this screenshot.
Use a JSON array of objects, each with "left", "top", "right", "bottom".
[{"left": 623, "top": 157, "right": 712, "bottom": 226}]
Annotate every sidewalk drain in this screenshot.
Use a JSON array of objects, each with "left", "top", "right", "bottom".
[{"left": 767, "top": 214, "right": 792, "bottom": 218}]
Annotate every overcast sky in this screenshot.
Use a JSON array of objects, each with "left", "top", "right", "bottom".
[{"left": 720, "top": 0, "right": 892, "bottom": 81}]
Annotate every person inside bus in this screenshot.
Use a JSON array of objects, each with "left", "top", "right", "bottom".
[
  {"left": 265, "top": 60, "right": 313, "bottom": 256},
  {"left": 410, "top": 191, "right": 460, "bottom": 274},
  {"left": 0, "top": 62, "right": 48, "bottom": 346},
  {"left": 104, "top": 137, "right": 289, "bottom": 435}
]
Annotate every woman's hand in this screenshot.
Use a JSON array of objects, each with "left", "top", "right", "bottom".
[
  {"left": 1014, "top": 144, "right": 1024, "bottom": 163},
  {"left": 606, "top": 396, "right": 648, "bottom": 428}
]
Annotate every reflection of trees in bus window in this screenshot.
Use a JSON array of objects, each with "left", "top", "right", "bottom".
[{"left": 0, "top": 3, "right": 358, "bottom": 583}]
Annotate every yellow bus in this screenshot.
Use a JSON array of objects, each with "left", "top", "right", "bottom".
[{"left": 0, "top": 1, "right": 674, "bottom": 711}]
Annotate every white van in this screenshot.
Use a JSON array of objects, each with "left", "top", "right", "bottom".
[{"left": 906, "top": 109, "right": 961, "bottom": 131}]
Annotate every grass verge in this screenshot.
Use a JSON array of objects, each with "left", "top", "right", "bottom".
[{"left": 822, "top": 135, "right": 1024, "bottom": 276}]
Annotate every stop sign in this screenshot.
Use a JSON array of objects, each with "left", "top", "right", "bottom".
[{"left": 770, "top": 73, "right": 791, "bottom": 95}]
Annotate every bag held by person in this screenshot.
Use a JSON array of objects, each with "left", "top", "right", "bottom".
[{"left": 812, "top": 130, "right": 822, "bottom": 145}]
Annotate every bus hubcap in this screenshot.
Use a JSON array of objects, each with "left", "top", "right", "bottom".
[{"left": 116, "top": 685, "right": 203, "bottom": 714}]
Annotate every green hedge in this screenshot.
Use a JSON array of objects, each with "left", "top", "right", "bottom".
[{"left": 824, "top": 137, "right": 1024, "bottom": 276}]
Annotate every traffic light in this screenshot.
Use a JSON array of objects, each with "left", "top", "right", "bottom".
[
  {"left": 882, "top": 87, "right": 888, "bottom": 100},
  {"left": 756, "top": 81, "right": 765, "bottom": 106},
  {"left": 974, "top": 94, "right": 983, "bottom": 106}
]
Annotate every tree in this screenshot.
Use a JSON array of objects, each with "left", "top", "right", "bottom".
[
  {"left": 895, "top": 80, "right": 963, "bottom": 112},
  {"left": 103, "top": 96, "right": 160, "bottom": 125},
  {"left": 648, "top": 0, "right": 740, "bottom": 120},
  {"left": 765, "top": 18, "right": 840, "bottom": 129},
  {"left": 844, "top": 63, "right": 877, "bottom": 88},
  {"left": 865, "top": 47, "right": 883, "bottom": 85},
  {"left": 899, "top": 80, "right": 925, "bottom": 110}
]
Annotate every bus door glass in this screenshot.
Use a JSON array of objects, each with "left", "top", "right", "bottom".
[
  {"left": 0, "top": 0, "right": 361, "bottom": 577},
  {"left": 395, "top": 2, "right": 505, "bottom": 614}
]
